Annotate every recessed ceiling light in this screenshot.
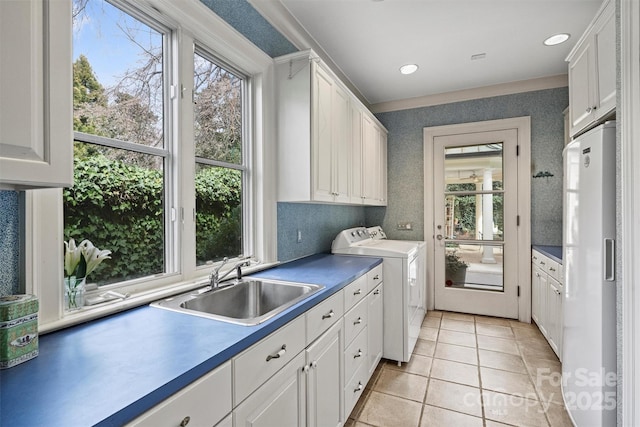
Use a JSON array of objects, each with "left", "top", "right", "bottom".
[
  {"left": 544, "top": 33, "right": 570, "bottom": 46},
  {"left": 399, "top": 64, "right": 418, "bottom": 75}
]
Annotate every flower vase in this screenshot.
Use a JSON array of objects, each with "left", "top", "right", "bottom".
[{"left": 64, "top": 276, "right": 86, "bottom": 311}]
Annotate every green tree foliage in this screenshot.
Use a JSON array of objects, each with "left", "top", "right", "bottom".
[
  {"left": 195, "top": 167, "right": 242, "bottom": 265},
  {"left": 64, "top": 155, "right": 242, "bottom": 284},
  {"left": 64, "top": 154, "right": 164, "bottom": 284},
  {"left": 67, "top": 44, "right": 244, "bottom": 285},
  {"left": 448, "top": 182, "right": 504, "bottom": 239},
  {"left": 73, "top": 54, "right": 107, "bottom": 134}
]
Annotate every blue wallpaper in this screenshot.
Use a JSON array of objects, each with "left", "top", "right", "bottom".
[
  {"left": 277, "top": 203, "right": 366, "bottom": 261},
  {"left": 0, "top": 191, "right": 21, "bottom": 296},
  {"left": 200, "top": 0, "right": 297, "bottom": 58},
  {"left": 371, "top": 87, "right": 569, "bottom": 246}
]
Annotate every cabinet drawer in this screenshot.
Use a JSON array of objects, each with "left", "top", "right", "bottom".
[
  {"left": 127, "top": 361, "right": 232, "bottom": 427},
  {"left": 306, "top": 290, "right": 344, "bottom": 345},
  {"left": 344, "top": 327, "right": 368, "bottom": 384},
  {"left": 546, "top": 259, "right": 560, "bottom": 281},
  {"left": 367, "top": 264, "right": 383, "bottom": 293},
  {"left": 344, "top": 298, "right": 368, "bottom": 345},
  {"left": 558, "top": 263, "right": 564, "bottom": 286},
  {"left": 344, "top": 364, "right": 367, "bottom": 420},
  {"left": 233, "top": 315, "right": 305, "bottom": 405},
  {"left": 344, "top": 275, "right": 367, "bottom": 311},
  {"left": 532, "top": 251, "right": 545, "bottom": 268}
]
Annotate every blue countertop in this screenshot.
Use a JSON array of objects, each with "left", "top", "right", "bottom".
[
  {"left": 532, "top": 245, "right": 562, "bottom": 264},
  {"left": 0, "top": 254, "right": 381, "bottom": 427}
]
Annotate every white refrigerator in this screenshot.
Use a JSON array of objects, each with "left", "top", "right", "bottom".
[{"left": 562, "top": 121, "right": 617, "bottom": 427}]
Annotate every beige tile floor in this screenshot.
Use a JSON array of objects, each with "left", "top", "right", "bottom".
[{"left": 346, "top": 311, "right": 573, "bottom": 427}]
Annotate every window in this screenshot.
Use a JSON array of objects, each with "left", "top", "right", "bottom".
[
  {"left": 68, "top": 0, "right": 171, "bottom": 286},
  {"left": 193, "top": 50, "right": 247, "bottom": 266},
  {"left": 26, "top": 0, "right": 276, "bottom": 330}
]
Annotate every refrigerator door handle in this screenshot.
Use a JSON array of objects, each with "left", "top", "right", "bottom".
[{"left": 604, "top": 238, "right": 616, "bottom": 281}]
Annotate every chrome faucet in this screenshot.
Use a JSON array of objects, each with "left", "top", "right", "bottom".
[{"left": 209, "top": 256, "right": 252, "bottom": 289}]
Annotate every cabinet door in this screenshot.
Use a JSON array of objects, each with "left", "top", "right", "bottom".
[
  {"left": 0, "top": 0, "right": 73, "bottom": 189},
  {"left": 594, "top": 3, "right": 616, "bottom": 119},
  {"left": 306, "top": 320, "right": 344, "bottom": 427},
  {"left": 234, "top": 352, "right": 306, "bottom": 427},
  {"left": 531, "top": 264, "right": 542, "bottom": 325},
  {"left": 568, "top": 39, "right": 594, "bottom": 136},
  {"left": 361, "top": 114, "right": 379, "bottom": 205},
  {"left": 378, "top": 130, "right": 388, "bottom": 206},
  {"left": 312, "top": 65, "right": 334, "bottom": 202},
  {"left": 367, "top": 284, "right": 383, "bottom": 377},
  {"left": 333, "top": 84, "right": 351, "bottom": 203},
  {"left": 547, "top": 278, "right": 563, "bottom": 358},
  {"left": 349, "top": 104, "right": 363, "bottom": 204},
  {"left": 538, "top": 271, "right": 548, "bottom": 337}
]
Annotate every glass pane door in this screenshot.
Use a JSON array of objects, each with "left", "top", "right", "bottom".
[
  {"left": 443, "top": 143, "right": 504, "bottom": 292},
  {"left": 432, "top": 128, "right": 519, "bottom": 319}
]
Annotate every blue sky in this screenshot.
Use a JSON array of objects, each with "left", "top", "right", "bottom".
[{"left": 73, "top": 0, "right": 162, "bottom": 89}]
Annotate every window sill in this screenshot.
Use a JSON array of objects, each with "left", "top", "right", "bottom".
[{"left": 39, "top": 261, "right": 280, "bottom": 334}]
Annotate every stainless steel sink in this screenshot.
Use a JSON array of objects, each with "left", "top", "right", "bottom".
[{"left": 151, "top": 278, "right": 324, "bottom": 325}]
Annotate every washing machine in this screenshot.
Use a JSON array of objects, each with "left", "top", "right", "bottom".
[{"left": 331, "top": 226, "right": 426, "bottom": 364}]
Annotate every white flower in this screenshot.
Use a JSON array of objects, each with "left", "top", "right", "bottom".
[
  {"left": 64, "top": 238, "right": 111, "bottom": 279},
  {"left": 81, "top": 240, "right": 112, "bottom": 276},
  {"left": 64, "top": 238, "right": 83, "bottom": 277}
]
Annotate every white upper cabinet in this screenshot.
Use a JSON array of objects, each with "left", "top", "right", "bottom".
[
  {"left": 275, "top": 50, "right": 387, "bottom": 206},
  {"left": 0, "top": 0, "right": 73, "bottom": 189},
  {"left": 567, "top": 0, "right": 615, "bottom": 137}
]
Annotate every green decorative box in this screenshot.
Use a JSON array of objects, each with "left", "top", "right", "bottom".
[{"left": 0, "top": 295, "right": 39, "bottom": 369}]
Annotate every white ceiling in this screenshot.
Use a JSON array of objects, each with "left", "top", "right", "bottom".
[{"left": 254, "top": 0, "right": 602, "bottom": 107}]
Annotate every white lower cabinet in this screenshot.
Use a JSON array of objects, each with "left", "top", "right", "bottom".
[
  {"left": 546, "top": 277, "right": 563, "bottom": 356},
  {"left": 531, "top": 250, "right": 563, "bottom": 360},
  {"left": 367, "top": 284, "right": 383, "bottom": 377},
  {"left": 305, "top": 320, "right": 344, "bottom": 427},
  {"left": 234, "top": 351, "right": 307, "bottom": 427},
  {"left": 131, "top": 266, "right": 383, "bottom": 427},
  {"left": 233, "top": 316, "right": 306, "bottom": 405},
  {"left": 126, "top": 361, "right": 232, "bottom": 427}
]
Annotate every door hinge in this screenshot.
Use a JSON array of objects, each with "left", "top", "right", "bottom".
[
  {"left": 516, "top": 145, "right": 520, "bottom": 156},
  {"left": 517, "top": 215, "right": 520, "bottom": 226},
  {"left": 517, "top": 285, "right": 520, "bottom": 297}
]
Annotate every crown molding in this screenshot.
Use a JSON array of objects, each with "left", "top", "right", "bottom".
[{"left": 370, "top": 74, "right": 569, "bottom": 114}]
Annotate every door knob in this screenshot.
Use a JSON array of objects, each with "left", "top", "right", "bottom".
[{"left": 436, "top": 234, "right": 443, "bottom": 240}]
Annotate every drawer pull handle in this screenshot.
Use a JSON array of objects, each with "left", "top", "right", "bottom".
[
  {"left": 374, "top": 289, "right": 380, "bottom": 295},
  {"left": 354, "top": 289, "right": 362, "bottom": 295},
  {"left": 373, "top": 275, "right": 379, "bottom": 280},
  {"left": 549, "top": 267, "right": 556, "bottom": 272},
  {"left": 354, "top": 317, "right": 362, "bottom": 325},
  {"left": 180, "top": 416, "right": 191, "bottom": 427},
  {"left": 266, "top": 344, "right": 287, "bottom": 361},
  {"left": 540, "top": 261, "right": 545, "bottom": 265},
  {"left": 354, "top": 349, "right": 363, "bottom": 359},
  {"left": 354, "top": 382, "right": 363, "bottom": 393},
  {"left": 322, "top": 310, "right": 335, "bottom": 320}
]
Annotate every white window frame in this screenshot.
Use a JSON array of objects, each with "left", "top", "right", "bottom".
[{"left": 25, "top": 0, "right": 277, "bottom": 332}]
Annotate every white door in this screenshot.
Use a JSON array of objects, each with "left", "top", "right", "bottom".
[{"left": 432, "top": 129, "right": 519, "bottom": 318}]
